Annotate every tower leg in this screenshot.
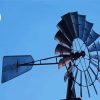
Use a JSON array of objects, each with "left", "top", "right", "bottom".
[{"left": 65, "top": 72, "right": 82, "bottom": 100}]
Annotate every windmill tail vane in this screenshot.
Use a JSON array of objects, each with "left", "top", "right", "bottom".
[{"left": 1, "top": 12, "right": 100, "bottom": 100}]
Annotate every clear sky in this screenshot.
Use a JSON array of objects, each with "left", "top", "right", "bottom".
[{"left": 0, "top": 0, "right": 100, "bottom": 100}]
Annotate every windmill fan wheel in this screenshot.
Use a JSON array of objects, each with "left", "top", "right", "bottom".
[{"left": 55, "top": 12, "right": 100, "bottom": 96}]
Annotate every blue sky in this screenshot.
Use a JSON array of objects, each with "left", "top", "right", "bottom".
[{"left": 0, "top": 0, "right": 100, "bottom": 100}]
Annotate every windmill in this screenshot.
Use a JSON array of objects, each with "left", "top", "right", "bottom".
[{"left": 1, "top": 12, "right": 100, "bottom": 100}]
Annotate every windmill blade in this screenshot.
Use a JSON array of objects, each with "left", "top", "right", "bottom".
[
  {"left": 57, "top": 20, "right": 73, "bottom": 42},
  {"left": 85, "top": 30, "right": 100, "bottom": 46},
  {"left": 88, "top": 41, "right": 100, "bottom": 52},
  {"left": 78, "top": 14, "right": 86, "bottom": 39},
  {"left": 84, "top": 71, "right": 90, "bottom": 97},
  {"left": 1, "top": 55, "right": 34, "bottom": 83},
  {"left": 90, "top": 60, "right": 99, "bottom": 70},
  {"left": 58, "top": 57, "right": 72, "bottom": 69},
  {"left": 70, "top": 12, "right": 79, "bottom": 37},
  {"left": 55, "top": 44, "right": 71, "bottom": 55},
  {"left": 61, "top": 13, "right": 76, "bottom": 39},
  {"left": 90, "top": 54, "right": 100, "bottom": 61},
  {"left": 82, "top": 21, "right": 93, "bottom": 42},
  {"left": 90, "top": 66, "right": 100, "bottom": 83},
  {"left": 55, "top": 30, "right": 72, "bottom": 48},
  {"left": 90, "top": 60, "right": 100, "bottom": 71}
]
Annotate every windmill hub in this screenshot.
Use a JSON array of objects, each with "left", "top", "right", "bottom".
[{"left": 73, "top": 51, "right": 85, "bottom": 60}]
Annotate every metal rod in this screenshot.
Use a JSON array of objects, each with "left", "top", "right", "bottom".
[
  {"left": 34, "top": 55, "right": 63, "bottom": 62},
  {"left": 87, "top": 69, "right": 97, "bottom": 95},
  {"left": 17, "top": 55, "right": 72, "bottom": 67},
  {"left": 17, "top": 55, "right": 62, "bottom": 66},
  {"left": 84, "top": 71, "right": 90, "bottom": 97},
  {"left": 18, "top": 62, "right": 59, "bottom": 66},
  {"left": 73, "top": 69, "right": 78, "bottom": 86},
  {"left": 80, "top": 71, "right": 82, "bottom": 97},
  {"left": 79, "top": 58, "right": 90, "bottom": 97}
]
